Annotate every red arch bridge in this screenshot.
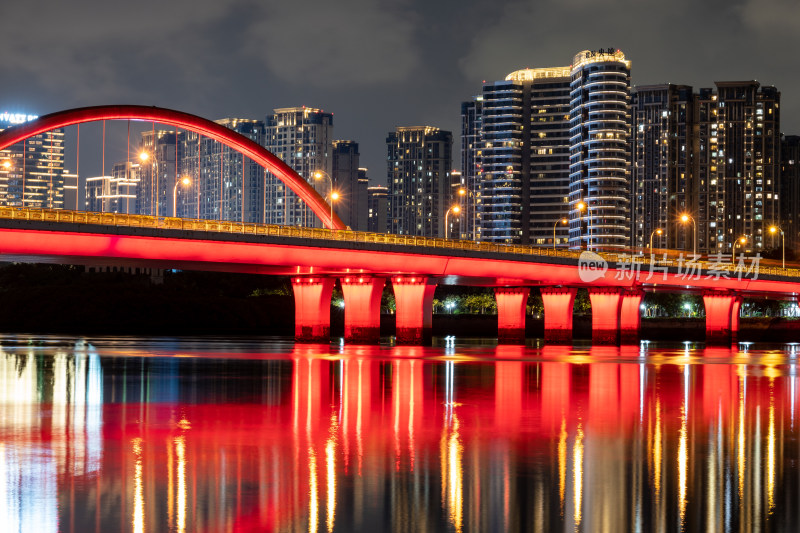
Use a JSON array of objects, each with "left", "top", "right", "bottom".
[{"left": 0, "top": 106, "right": 798, "bottom": 346}]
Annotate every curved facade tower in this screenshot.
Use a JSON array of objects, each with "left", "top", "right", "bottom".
[{"left": 568, "top": 49, "right": 631, "bottom": 250}]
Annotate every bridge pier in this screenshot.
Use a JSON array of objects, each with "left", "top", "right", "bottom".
[
  {"left": 392, "top": 276, "right": 435, "bottom": 345},
  {"left": 619, "top": 289, "right": 644, "bottom": 344},
  {"left": 731, "top": 295, "right": 743, "bottom": 344},
  {"left": 541, "top": 287, "right": 577, "bottom": 344},
  {"left": 494, "top": 287, "right": 530, "bottom": 344},
  {"left": 703, "top": 290, "right": 740, "bottom": 345},
  {"left": 291, "top": 277, "right": 334, "bottom": 343},
  {"left": 588, "top": 288, "right": 624, "bottom": 345},
  {"left": 341, "top": 276, "right": 385, "bottom": 344}
]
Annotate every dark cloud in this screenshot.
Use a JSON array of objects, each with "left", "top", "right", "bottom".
[{"left": 1, "top": 0, "right": 798, "bottom": 182}]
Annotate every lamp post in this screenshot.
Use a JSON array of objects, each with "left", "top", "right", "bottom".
[
  {"left": 575, "top": 201, "right": 586, "bottom": 250},
  {"left": 649, "top": 228, "right": 663, "bottom": 255},
  {"left": 553, "top": 217, "right": 568, "bottom": 250},
  {"left": 457, "top": 187, "right": 477, "bottom": 240},
  {"left": 769, "top": 225, "right": 785, "bottom": 269},
  {"left": 444, "top": 205, "right": 461, "bottom": 239},
  {"left": 732, "top": 236, "right": 747, "bottom": 265},
  {"left": 313, "top": 170, "right": 338, "bottom": 228},
  {"left": 173, "top": 176, "right": 191, "bottom": 217},
  {"left": 680, "top": 214, "right": 697, "bottom": 257}
]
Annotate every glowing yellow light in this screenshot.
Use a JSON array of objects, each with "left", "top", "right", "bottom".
[
  {"left": 769, "top": 226, "right": 778, "bottom": 234},
  {"left": 330, "top": 191, "right": 340, "bottom": 201},
  {"left": 656, "top": 229, "right": 663, "bottom": 235},
  {"left": 314, "top": 171, "right": 323, "bottom": 180},
  {"left": 132, "top": 438, "right": 145, "bottom": 533},
  {"left": 446, "top": 416, "right": 464, "bottom": 533},
  {"left": 678, "top": 384, "right": 688, "bottom": 523},
  {"left": 739, "top": 237, "right": 747, "bottom": 244},
  {"left": 576, "top": 202, "right": 586, "bottom": 211},
  {"left": 680, "top": 214, "right": 690, "bottom": 223},
  {"left": 1, "top": 160, "right": 10, "bottom": 169},
  {"left": 768, "top": 379, "right": 775, "bottom": 514},
  {"left": 308, "top": 448, "right": 318, "bottom": 533},
  {"left": 654, "top": 398, "right": 662, "bottom": 496},
  {"left": 326, "top": 436, "right": 336, "bottom": 532},
  {"left": 573, "top": 422, "right": 584, "bottom": 527},
  {"left": 738, "top": 370, "right": 745, "bottom": 500},
  {"left": 560, "top": 218, "right": 568, "bottom": 225},
  {"left": 181, "top": 177, "right": 191, "bottom": 186},
  {"left": 558, "top": 419, "right": 567, "bottom": 513},
  {"left": 452, "top": 205, "right": 461, "bottom": 214},
  {"left": 139, "top": 151, "right": 149, "bottom": 162},
  {"left": 176, "top": 436, "right": 187, "bottom": 533}
]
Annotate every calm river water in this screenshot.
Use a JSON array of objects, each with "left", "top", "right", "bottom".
[{"left": 1, "top": 334, "right": 799, "bottom": 532}]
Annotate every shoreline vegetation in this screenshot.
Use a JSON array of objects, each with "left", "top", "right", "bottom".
[{"left": 1, "top": 263, "right": 797, "bottom": 342}]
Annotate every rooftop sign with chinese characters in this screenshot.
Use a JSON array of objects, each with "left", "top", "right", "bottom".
[{"left": 571, "top": 49, "right": 630, "bottom": 70}]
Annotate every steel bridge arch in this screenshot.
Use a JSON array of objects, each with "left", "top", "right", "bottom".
[{"left": 0, "top": 105, "right": 346, "bottom": 229}]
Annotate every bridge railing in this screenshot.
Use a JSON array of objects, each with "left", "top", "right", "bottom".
[{"left": 1, "top": 206, "right": 799, "bottom": 278}]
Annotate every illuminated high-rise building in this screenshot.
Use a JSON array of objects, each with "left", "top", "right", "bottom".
[
  {"left": 367, "top": 184, "right": 388, "bottom": 233},
  {"left": 264, "top": 107, "right": 333, "bottom": 227},
  {"left": 476, "top": 79, "right": 524, "bottom": 243},
  {"left": 62, "top": 169, "right": 79, "bottom": 211},
  {"left": 0, "top": 112, "right": 65, "bottom": 209},
  {"left": 460, "top": 96, "right": 483, "bottom": 240},
  {"left": 386, "top": 126, "right": 453, "bottom": 237},
  {"left": 136, "top": 130, "right": 184, "bottom": 217},
  {"left": 85, "top": 161, "right": 138, "bottom": 214},
  {"left": 181, "top": 118, "right": 265, "bottom": 222},
  {"left": 568, "top": 49, "right": 632, "bottom": 250},
  {"left": 696, "top": 82, "right": 780, "bottom": 254},
  {"left": 631, "top": 84, "right": 695, "bottom": 251},
  {"left": 356, "top": 168, "right": 370, "bottom": 231},
  {"left": 781, "top": 135, "right": 800, "bottom": 253},
  {"left": 464, "top": 65, "right": 583, "bottom": 246},
  {"left": 332, "top": 141, "right": 368, "bottom": 230}
]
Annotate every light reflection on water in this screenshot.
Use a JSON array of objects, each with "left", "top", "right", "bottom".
[{"left": 0, "top": 335, "right": 799, "bottom": 531}]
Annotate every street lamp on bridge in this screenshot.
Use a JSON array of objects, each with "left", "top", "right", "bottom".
[
  {"left": 553, "top": 217, "right": 568, "bottom": 250},
  {"left": 445, "top": 205, "right": 461, "bottom": 239},
  {"left": 456, "top": 187, "right": 476, "bottom": 240},
  {"left": 679, "top": 213, "right": 697, "bottom": 257},
  {"left": 649, "top": 228, "right": 663, "bottom": 255},
  {"left": 769, "top": 225, "right": 785, "bottom": 269},
  {"left": 173, "top": 176, "right": 191, "bottom": 217},
  {"left": 313, "top": 170, "right": 339, "bottom": 229},
  {"left": 575, "top": 201, "right": 586, "bottom": 250},
  {"left": 732, "top": 235, "right": 747, "bottom": 265}
]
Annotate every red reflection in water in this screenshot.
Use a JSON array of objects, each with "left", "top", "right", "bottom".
[{"left": 0, "top": 343, "right": 798, "bottom": 532}]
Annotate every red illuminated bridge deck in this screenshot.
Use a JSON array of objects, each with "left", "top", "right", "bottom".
[{"left": 0, "top": 207, "right": 797, "bottom": 346}]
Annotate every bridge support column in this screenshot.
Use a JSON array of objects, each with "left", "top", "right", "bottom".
[
  {"left": 494, "top": 287, "right": 530, "bottom": 344},
  {"left": 703, "top": 291, "right": 737, "bottom": 345},
  {"left": 588, "top": 288, "right": 624, "bottom": 345},
  {"left": 341, "top": 276, "right": 385, "bottom": 344},
  {"left": 619, "top": 289, "right": 644, "bottom": 344},
  {"left": 541, "top": 287, "right": 577, "bottom": 344},
  {"left": 291, "top": 277, "right": 334, "bottom": 343},
  {"left": 392, "top": 276, "right": 435, "bottom": 345},
  {"left": 731, "top": 295, "right": 743, "bottom": 344}
]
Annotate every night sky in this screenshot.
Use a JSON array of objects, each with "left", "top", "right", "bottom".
[{"left": 2, "top": 0, "right": 799, "bottom": 183}]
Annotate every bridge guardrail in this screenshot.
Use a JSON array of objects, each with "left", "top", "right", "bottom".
[{"left": 1, "top": 206, "right": 799, "bottom": 279}]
